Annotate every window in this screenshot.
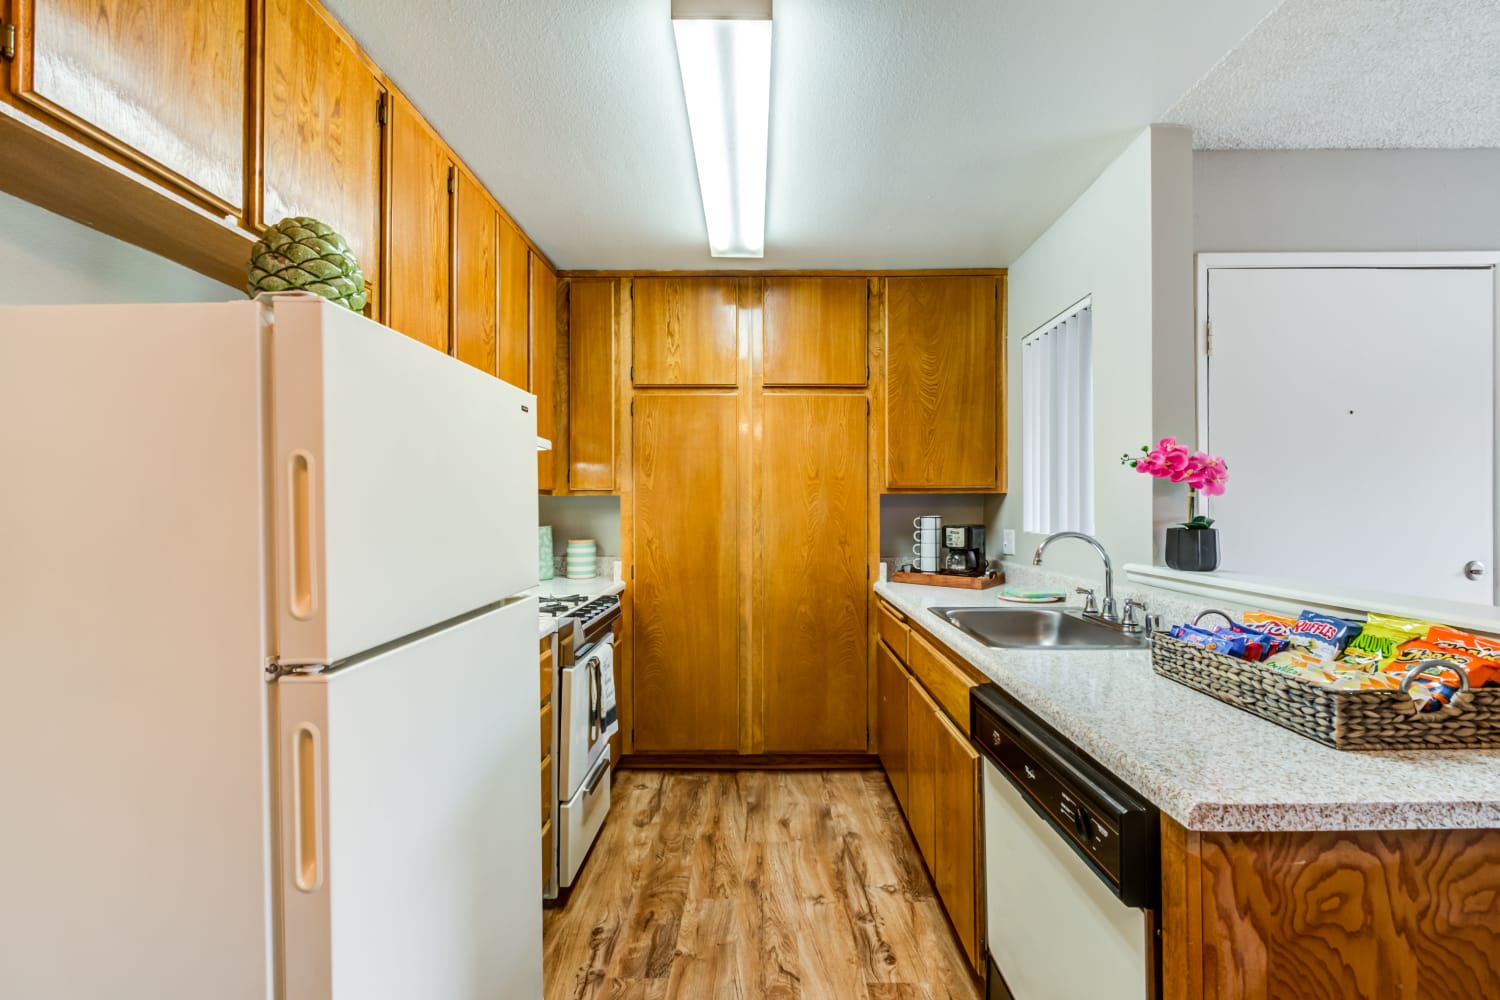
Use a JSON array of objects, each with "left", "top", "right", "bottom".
[{"left": 1023, "top": 299, "right": 1093, "bottom": 535}]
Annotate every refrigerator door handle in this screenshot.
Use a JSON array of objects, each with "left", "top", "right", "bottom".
[
  {"left": 287, "top": 450, "right": 320, "bottom": 622},
  {"left": 290, "top": 723, "right": 326, "bottom": 893}
]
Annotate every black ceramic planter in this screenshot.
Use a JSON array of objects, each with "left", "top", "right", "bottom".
[{"left": 1165, "top": 527, "right": 1219, "bottom": 572}]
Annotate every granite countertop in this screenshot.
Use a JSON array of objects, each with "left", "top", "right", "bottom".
[
  {"left": 529, "top": 574, "right": 626, "bottom": 639},
  {"left": 875, "top": 580, "right": 1500, "bottom": 833}
]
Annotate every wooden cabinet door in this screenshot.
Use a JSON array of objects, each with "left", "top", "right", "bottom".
[
  {"left": 497, "top": 218, "right": 530, "bottom": 388},
  {"left": 876, "top": 640, "right": 909, "bottom": 810},
  {"left": 632, "top": 277, "right": 738, "bottom": 386},
  {"left": 452, "top": 171, "right": 498, "bottom": 375},
  {"left": 763, "top": 277, "right": 869, "bottom": 386},
  {"left": 761, "top": 394, "right": 868, "bottom": 752},
  {"left": 568, "top": 279, "right": 617, "bottom": 492},
  {"left": 906, "top": 677, "right": 937, "bottom": 866},
  {"left": 632, "top": 393, "right": 739, "bottom": 751},
  {"left": 15, "top": 0, "right": 246, "bottom": 211},
  {"left": 261, "top": 0, "right": 383, "bottom": 314},
  {"left": 933, "top": 707, "right": 982, "bottom": 971},
  {"left": 531, "top": 256, "right": 559, "bottom": 491},
  {"left": 385, "top": 96, "right": 451, "bottom": 353},
  {"left": 885, "top": 276, "right": 1000, "bottom": 489}
]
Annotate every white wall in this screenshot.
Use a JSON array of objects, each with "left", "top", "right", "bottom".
[
  {"left": 1195, "top": 149, "right": 1500, "bottom": 252},
  {"left": 538, "top": 496, "right": 622, "bottom": 558},
  {"left": 993, "top": 126, "right": 1195, "bottom": 582},
  {"left": 0, "top": 191, "right": 238, "bottom": 305}
]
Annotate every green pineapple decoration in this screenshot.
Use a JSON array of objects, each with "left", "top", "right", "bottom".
[{"left": 246, "top": 217, "right": 368, "bottom": 312}]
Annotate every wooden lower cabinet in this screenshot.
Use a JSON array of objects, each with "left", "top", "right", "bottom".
[
  {"left": 760, "top": 393, "right": 869, "bottom": 752},
  {"left": 906, "top": 676, "right": 938, "bottom": 866},
  {"left": 880, "top": 604, "right": 983, "bottom": 975},
  {"left": 876, "top": 640, "right": 910, "bottom": 809},
  {"left": 931, "top": 705, "right": 981, "bottom": 970},
  {"left": 631, "top": 393, "right": 739, "bottom": 751}
]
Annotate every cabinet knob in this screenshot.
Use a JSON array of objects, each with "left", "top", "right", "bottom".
[{"left": 1465, "top": 560, "right": 1486, "bottom": 581}]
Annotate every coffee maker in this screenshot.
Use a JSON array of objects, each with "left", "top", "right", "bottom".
[{"left": 942, "top": 524, "right": 987, "bottom": 576}]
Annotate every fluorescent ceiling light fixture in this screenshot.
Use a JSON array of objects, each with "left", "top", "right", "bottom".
[{"left": 671, "top": 1, "right": 772, "bottom": 258}]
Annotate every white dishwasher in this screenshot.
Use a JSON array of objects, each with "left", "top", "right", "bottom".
[{"left": 971, "top": 684, "right": 1161, "bottom": 1000}]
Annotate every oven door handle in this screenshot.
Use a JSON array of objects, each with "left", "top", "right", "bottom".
[
  {"left": 583, "top": 751, "right": 609, "bottom": 795},
  {"left": 586, "top": 656, "right": 601, "bottom": 744}
]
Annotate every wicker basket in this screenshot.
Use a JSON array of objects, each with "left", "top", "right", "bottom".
[{"left": 1151, "top": 633, "right": 1500, "bottom": 750}]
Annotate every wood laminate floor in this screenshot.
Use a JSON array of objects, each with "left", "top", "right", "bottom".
[{"left": 543, "top": 769, "right": 983, "bottom": 1000}]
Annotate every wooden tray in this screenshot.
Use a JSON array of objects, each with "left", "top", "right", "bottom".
[{"left": 890, "top": 570, "right": 1004, "bottom": 589}]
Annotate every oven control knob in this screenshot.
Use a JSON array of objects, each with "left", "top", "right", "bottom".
[{"left": 1072, "top": 807, "right": 1093, "bottom": 842}]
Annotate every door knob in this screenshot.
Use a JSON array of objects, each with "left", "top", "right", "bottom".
[{"left": 1465, "top": 560, "right": 1486, "bottom": 580}]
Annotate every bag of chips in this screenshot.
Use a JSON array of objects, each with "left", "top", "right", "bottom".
[
  {"left": 1338, "top": 614, "right": 1436, "bottom": 672},
  {"left": 1242, "top": 611, "right": 1296, "bottom": 639},
  {"left": 1284, "top": 611, "right": 1361, "bottom": 662},
  {"left": 1382, "top": 639, "right": 1499, "bottom": 689}
]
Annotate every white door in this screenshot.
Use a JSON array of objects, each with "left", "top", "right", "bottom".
[
  {"left": 277, "top": 598, "right": 542, "bottom": 1000},
  {"left": 269, "top": 296, "right": 539, "bottom": 667},
  {"left": 1206, "top": 266, "right": 1495, "bottom": 604}
]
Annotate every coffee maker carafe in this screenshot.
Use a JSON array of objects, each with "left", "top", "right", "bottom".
[{"left": 943, "top": 524, "right": 986, "bottom": 576}]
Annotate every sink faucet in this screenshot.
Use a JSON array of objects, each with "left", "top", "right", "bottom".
[{"left": 1033, "top": 532, "right": 1118, "bottom": 622}]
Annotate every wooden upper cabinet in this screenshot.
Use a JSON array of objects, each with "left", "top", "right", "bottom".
[
  {"left": 885, "top": 276, "right": 1001, "bottom": 490},
  {"left": 761, "top": 394, "right": 869, "bottom": 752},
  {"left": 632, "top": 277, "right": 738, "bottom": 386},
  {"left": 452, "top": 171, "right": 498, "bottom": 375},
  {"left": 763, "top": 277, "right": 869, "bottom": 386},
  {"left": 261, "top": 0, "right": 383, "bottom": 314},
  {"left": 568, "top": 279, "right": 617, "bottom": 492},
  {"left": 385, "top": 95, "right": 451, "bottom": 354},
  {"left": 531, "top": 256, "right": 559, "bottom": 492},
  {"left": 497, "top": 218, "right": 531, "bottom": 388},
  {"left": 632, "top": 393, "right": 740, "bottom": 752},
  {"left": 12, "top": 0, "right": 246, "bottom": 212}
]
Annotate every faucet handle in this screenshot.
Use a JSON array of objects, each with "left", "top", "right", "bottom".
[
  {"left": 1122, "top": 598, "right": 1147, "bottom": 633},
  {"left": 1074, "top": 587, "right": 1099, "bottom": 615}
]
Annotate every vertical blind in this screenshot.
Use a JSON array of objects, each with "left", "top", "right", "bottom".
[{"left": 1023, "top": 301, "right": 1094, "bottom": 535}]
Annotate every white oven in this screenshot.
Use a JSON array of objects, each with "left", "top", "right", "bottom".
[{"left": 540, "top": 591, "right": 622, "bottom": 897}]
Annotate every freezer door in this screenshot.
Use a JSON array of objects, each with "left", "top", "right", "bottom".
[
  {"left": 270, "top": 296, "right": 539, "bottom": 666},
  {"left": 277, "top": 597, "right": 542, "bottom": 1000}
]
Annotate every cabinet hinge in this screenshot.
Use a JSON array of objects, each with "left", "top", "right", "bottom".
[
  {"left": 866, "top": 397, "right": 871, "bottom": 416},
  {"left": 2, "top": 22, "right": 16, "bottom": 61},
  {"left": 376, "top": 94, "right": 388, "bottom": 126},
  {"left": 1204, "top": 319, "right": 1212, "bottom": 356},
  {"left": 629, "top": 398, "right": 634, "bottom": 415},
  {"left": 629, "top": 365, "right": 634, "bottom": 383},
  {"left": 447, "top": 166, "right": 457, "bottom": 195}
]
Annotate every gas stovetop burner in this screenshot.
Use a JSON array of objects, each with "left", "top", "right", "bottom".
[{"left": 539, "top": 601, "right": 570, "bottom": 615}]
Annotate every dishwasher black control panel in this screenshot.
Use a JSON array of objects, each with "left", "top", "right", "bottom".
[{"left": 971, "top": 683, "right": 1160, "bottom": 909}]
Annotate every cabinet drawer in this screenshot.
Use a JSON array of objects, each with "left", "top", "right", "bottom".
[
  {"left": 540, "top": 702, "right": 553, "bottom": 761},
  {"left": 877, "top": 601, "right": 910, "bottom": 663},
  {"left": 541, "top": 753, "right": 553, "bottom": 827},
  {"left": 540, "top": 640, "right": 554, "bottom": 705},
  {"left": 909, "top": 632, "right": 976, "bottom": 735}
]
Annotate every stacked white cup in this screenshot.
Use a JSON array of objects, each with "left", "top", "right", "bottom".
[{"left": 912, "top": 516, "right": 941, "bottom": 572}]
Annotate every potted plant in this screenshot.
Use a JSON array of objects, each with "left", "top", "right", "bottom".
[{"left": 1121, "top": 437, "right": 1228, "bottom": 572}]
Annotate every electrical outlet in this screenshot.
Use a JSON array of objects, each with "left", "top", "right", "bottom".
[{"left": 1002, "top": 529, "right": 1016, "bottom": 556}]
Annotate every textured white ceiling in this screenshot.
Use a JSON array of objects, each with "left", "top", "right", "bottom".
[
  {"left": 1166, "top": 0, "right": 1500, "bottom": 149},
  {"left": 320, "top": 0, "right": 1279, "bottom": 269}
]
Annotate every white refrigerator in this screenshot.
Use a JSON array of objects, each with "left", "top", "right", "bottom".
[{"left": 0, "top": 296, "right": 543, "bottom": 999}]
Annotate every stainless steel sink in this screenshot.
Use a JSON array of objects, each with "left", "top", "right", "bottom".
[{"left": 930, "top": 606, "right": 1149, "bottom": 650}]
